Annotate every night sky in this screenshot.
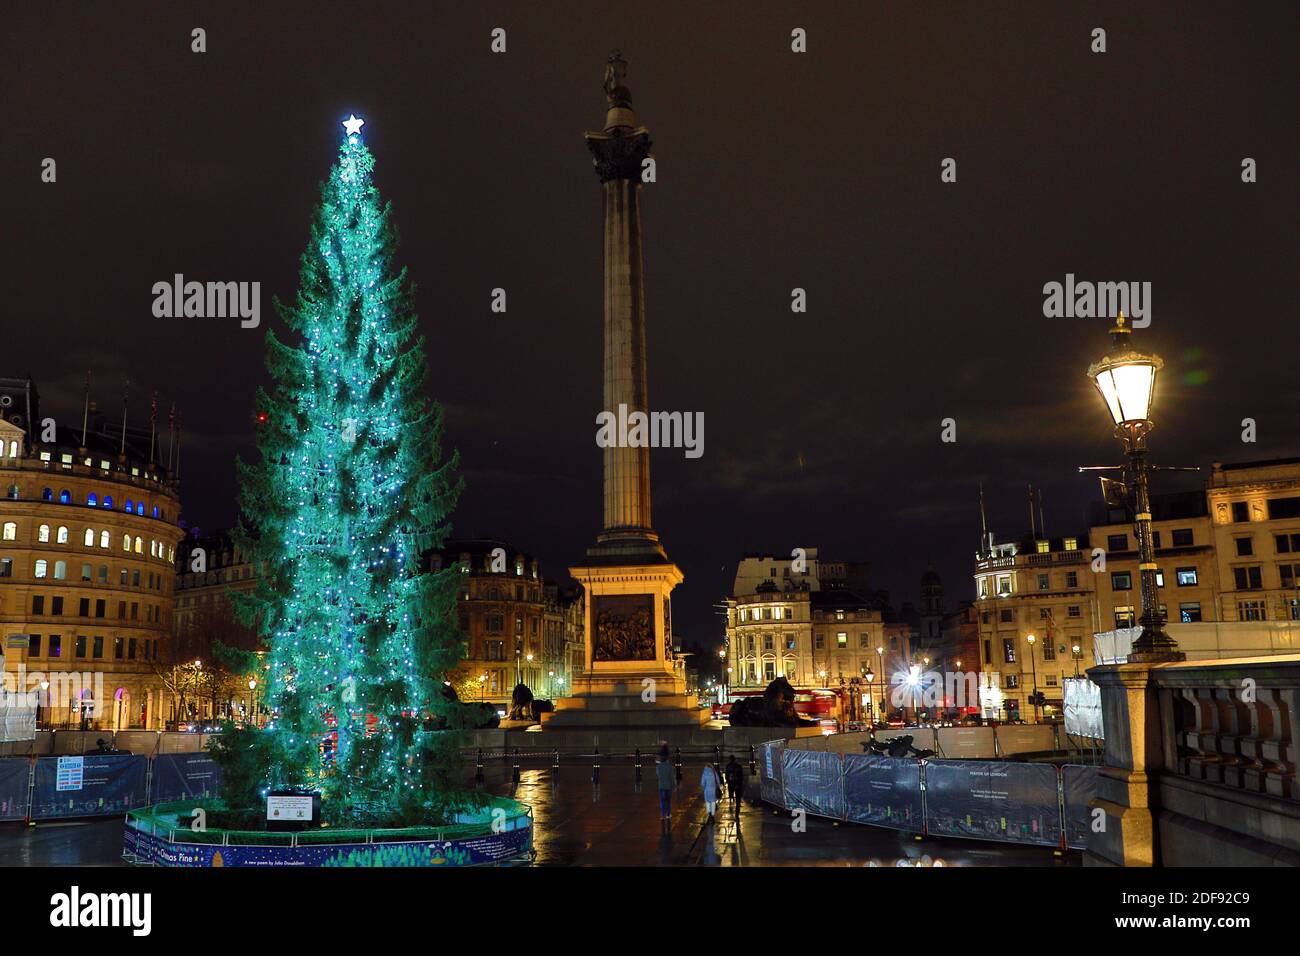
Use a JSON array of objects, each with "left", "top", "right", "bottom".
[{"left": 5, "top": 3, "right": 1296, "bottom": 659}]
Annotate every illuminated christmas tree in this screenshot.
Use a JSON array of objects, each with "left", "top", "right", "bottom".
[{"left": 234, "top": 114, "right": 466, "bottom": 825}]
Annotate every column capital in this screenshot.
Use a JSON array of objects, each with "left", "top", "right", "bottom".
[{"left": 585, "top": 128, "right": 652, "bottom": 183}]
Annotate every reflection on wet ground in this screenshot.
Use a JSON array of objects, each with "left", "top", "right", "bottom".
[{"left": 0, "top": 763, "right": 1078, "bottom": 867}]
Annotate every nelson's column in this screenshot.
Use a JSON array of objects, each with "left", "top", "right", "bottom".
[{"left": 547, "top": 52, "right": 709, "bottom": 731}]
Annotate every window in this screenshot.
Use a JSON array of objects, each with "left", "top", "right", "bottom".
[
  {"left": 32, "top": 595, "right": 45, "bottom": 614},
  {"left": 1037, "top": 573, "right": 1049, "bottom": 590},
  {"left": 1172, "top": 567, "right": 1197, "bottom": 587},
  {"left": 102, "top": 495, "right": 113, "bottom": 509},
  {"left": 1107, "top": 534, "right": 1128, "bottom": 552},
  {"left": 835, "top": 609, "right": 845, "bottom": 621},
  {"left": 1045, "top": 674, "right": 1059, "bottom": 687},
  {"left": 1, "top": 522, "right": 15, "bottom": 541},
  {"left": 996, "top": 574, "right": 1012, "bottom": 595},
  {"left": 1005, "top": 674, "right": 1020, "bottom": 689},
  {"left": 1179, "top": 602, "right": 1203, "bottom": 623},
  {"left": 1111, "top": 571, "right": 1132, "bottom": 590},
  {"left": 1068, "top": 605, "right": 1081, "bottom": 617},
  {"left": 1279, "top": 564, "right": 1300, "bottom": 588},
  {"left": 1274, "top": 533, "right": 1300, "bottom": 553},
  {"left": 128, "top": 638, "right": 137, "bottom": 660},
  {"left": 53, "top": 560, "right": 67, "bottom": 580},
  {"left": 83, "top": 527, "right": 94, "bottom": 547},
  {"left": 42, "top": 488, "right": 53, "bottom": 501},
  {"left": 814, "top": 633, "right": 825, "bottom": 650},
  {"left": 49, "top": 635, "right": 61, "bottom": 658},
  {"left": 1231, "top": 501, "right": 1250, "bottom": 523},
  {"left": 57, "top": 526, "right": 68, "bottom": 543},
  {"left": 122, "top": 534, "right": 130, "bottom": 551},
  {"left": 1267, "top": 497, "right": 1300, "bottom": 520},
  {"left": 58, "top": 490, "right": 71, "bottom": 504},
  {"left": 999, "top": 609, "right": 1013, "bottom": 623},
  {"left": 134, "top": 536, "right": 142, "bottom": 554},
  {"left": 100, "top": 530, "right": 109, "bottom": 548},
  {"left": 859, "top": 633, "right": 870, "bottom": 649},
  {"left": 764, "top": 634, "right": 775, "bottom": 651},
  {"left": 38, "top": 524, "right": 50, "bottom": 542},
  {"left": 1066, "top": 571, "right": 1078, "bottom": 588},
  {"left": 87, "top": 492, "right": 98, "bottom": 506},
  {"left": 94, "top": 599, "right": 105, "bottom": 618},
  {"left": 75, "top": 635, "right": 87, "bottom": 658},
  {"left": 1233, "top": 566, "right": 1263, "bottom": 590},
  {"left": 114, "top": 637, "right": 124, "bottom": 659},
  {"left": 34, "top": 559, "right": 48, "bottom": 578},
  {"left": 29, "top": 634, "right": 41, "bottom": 656},
  {"left": 983, "top": 640, "right": 991, "bottom": 664},
  {"left": 1237, "top": 600, "right": 1266, "bottom": 622},
  {"left": 1036, "top": 540, "right": 1049, "bottom": 554},
  {"left": 1151, "top": 531, "right": 1161, "bottom": 549},
  {"left": 1114, "top": 606, "right": 1136, "bottom": 628},
  {"left": 0, "top": 558, "right": 10, "bottom": 578},
  {"left": 1235, "top": 537, "right": 1254, "bottom": 557},
  {"left": 836, "top": 632, "right": 848, "bottom": 648},
  {"left": 1002, "top": 640, "right": 1016, "bottom": 663},
  {"left": 786, "top": 634, "right": 797, "bottom": 651},
  {"left": 1155, "top": 569, "right": 1165, "bottom": 588},
  {"left": 78, "top": 597, "right": 89, "bottom": 616},
  {"left": 52, "top": 597, "right": 63, "bottom": 615},
  {"left": 1172, "top": 528, "right": 1193, "bottom": 547},
  {"left": 92, "top": 636, "right": 104, "bottom": 659},
  {"left": 1064, "top": 537, "right": 1078, "bottom": 551},
  {"left": 1039, "top": 608, "right": 1050, "bottom": 619},
  {"left": 1042, "top": 642, "right": 1056, "bottom": 661}
]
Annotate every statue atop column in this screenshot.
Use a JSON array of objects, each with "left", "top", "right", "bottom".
[{"left": 603, "top": 50, "right": 632, "bottom": 108}]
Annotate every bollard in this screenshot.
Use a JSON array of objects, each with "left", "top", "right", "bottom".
[
  {"left": 634, "top": 747, "right": 642, "bottom": 783},
  {"left": 475, "top": 748, "right": 484, "bottom": 784},
  {"left": 512, "top": 747, "right": 521, "bottom": 784},
  {"left": 749, "top": 744, "right": 757, "bottom": 776},
  {"left": 592, "top": 746, "right": 601, "bottom": 784},
  {"left": 674, "top": 747, "right": 683, "bottom": 783}
]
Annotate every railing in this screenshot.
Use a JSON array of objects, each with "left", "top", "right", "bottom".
[{"left": 1156, "top": 657, "right": 1299, "bottom": 801}]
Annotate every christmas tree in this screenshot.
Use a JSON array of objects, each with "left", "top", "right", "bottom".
[{"left": 233, "top": 115, "right": 467, "bottom": 825}]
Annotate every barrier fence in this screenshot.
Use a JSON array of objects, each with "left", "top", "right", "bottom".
[
  {"left": 0, "top": 752, "right": 222, "bottom": 822},
  {"left": 758, "top": 740, "right": 1097, "bottom": 851}
]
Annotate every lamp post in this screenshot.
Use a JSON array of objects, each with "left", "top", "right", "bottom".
[
  {"left": 1072, "top": 644, "right": 1082, "bottom": 677},
  {"left": 875, "top": 646, "right": 885, "bottom": 723},
  {"left": 1086, "top": 313, "right": 1183, "bottom": 662},
  {"left": 247, "top": 678, "right": 257, "bottom": 726},
  {"left": 1026, "top": 633, "right": 1039, "bottom": 723}
]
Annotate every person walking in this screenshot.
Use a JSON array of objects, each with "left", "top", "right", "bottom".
[
  {"left": 701, "top": 763, "right": 720, "bottom": 824},
  {"left": 655, "top": 751, "right": 675, "bottom": 824},
  {"left": 724, "top": 755, "right": 744, "bottom": 819}
]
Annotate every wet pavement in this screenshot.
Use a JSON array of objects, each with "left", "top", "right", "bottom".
[{"left": 0, "top": 763, "right": 1077, "bottom": 867}]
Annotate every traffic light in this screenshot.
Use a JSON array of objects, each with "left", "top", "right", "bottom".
[{"left": 1028, "top": 691, "right": 1047, "bottom": 708}]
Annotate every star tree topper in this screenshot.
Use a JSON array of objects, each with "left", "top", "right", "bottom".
[{"left": 342, "top": 114, "right": 365, "bottom": 136}]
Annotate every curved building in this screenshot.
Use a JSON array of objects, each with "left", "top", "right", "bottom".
[{"left": 0, "top": 377, "right": 183, "bottom": 730}]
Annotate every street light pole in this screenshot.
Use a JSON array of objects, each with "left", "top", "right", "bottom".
[
  {"left": 1086, "top": 313, "right": 1184, "bottom": 663},
  {"left": 1026, "top": 634, "right": 1039, "bottom": 723}
]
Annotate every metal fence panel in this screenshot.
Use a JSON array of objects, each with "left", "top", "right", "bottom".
[
  {"left": 151, "top": 753, "right": 222, "bottom": 803},
  {"left": 780, "top": 749, "right": 845, "bottom": 819},
  {"left": 924, "top": 760, "right": 1062, "bottom": 847},
  {"left": 842, "top": 754, "right": 924, "bottom": 832},
  {"left": 758, "top": 741, "right": 786, "bottom": 807},
  {"left": 30, "top": 754, "right": 148, "bottom": 820},
  {"left": 0, "top": 758, "right": 29, "bottom": 820},
  {"left": 1062, "top": 764, "right": 1099, "bottom": 850}
]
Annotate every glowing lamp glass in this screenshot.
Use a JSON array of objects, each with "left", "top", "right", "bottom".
[{"left": 1090, "top": 355, "right": 1161, "bottom": 426}]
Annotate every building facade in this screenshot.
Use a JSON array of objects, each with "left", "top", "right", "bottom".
[{"left": 1, "top": 378, "right": 183, "bottom": 730}]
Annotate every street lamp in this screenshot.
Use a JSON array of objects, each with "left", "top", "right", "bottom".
[
  {"left": 1072, "top": 644, "right": 1082, "bottom": 677},
  {"left": 875, "top": 646, "right": 885, "bottom": 722},
  {"left": 1087, "top": 312, "right": 1182, "bottom": 662},
  {"left": 247, "top": 678, "right": 257, "bottom": 725},
  {"left": 1025, "top": 634, "right": 1039, "bottom": 723}
]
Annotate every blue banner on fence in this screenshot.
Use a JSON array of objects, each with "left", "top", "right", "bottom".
[
  {"left": 151, "top": 753, "right": 222, "bottom": 803},
  {"left": 759, "top": 742, "right": 786, "bottom": 808},
  {"left": 0, "top": 757, "right": 29, "bottom": 820},
  {"left": 30, "top": 754, "right": 148, "bottom": 820},
  {"left": 781, "top": 749, "right": 845, "bottom": 819},
  {"left": 1062, "top": 763, "right": 1098, "bottom": 850},
  {"left": 842, "top": 754, "right": 924, "bottom": 832},
  {"left": 924, "top": 760, "right": 1062, "bottom": 847}
]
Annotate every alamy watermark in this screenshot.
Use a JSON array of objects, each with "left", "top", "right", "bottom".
[
  {"left": 152, "top": 274, "right": 260, "bottom": 328},
  {"left": 1042, "top": 274, "right": 1151, "bottom": 328},
  {"left": 595, "top": 403, "right": 703, "bottom": 459}
]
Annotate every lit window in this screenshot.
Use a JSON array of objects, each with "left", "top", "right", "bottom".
[
  {"left": 38, "top": 524, "right": 51, "bottom": 543},
  {"left": 103, "top": 496, "right": 113, "bottom": 509},
  {"left": 1, "top": 522, "right": 16, "bottom": 540},
  {"left": 54, "top": 561, "right": 67, "bottom": 580},
  {"left": 87, "top": 493, "right": 98, "bottom": 506},
  {"left": 125, "top": 499, "right": 133, "bottom": 512},
  {"left": 42, "top": 488, "right": 53, "bottom": 502},
  {"left": 57, "top": 526, "right": 68, "bottom": 543},
  {"left": 122, "top": 535, "right": 130, "bottom": 552},
  {"left": 1063, "top": 537, "right": 1078, "bottom": 551},
  {"left": 100, "top": 530, "right": 110, "bottom": 548},
  {"left": 34, "top": 559, "right": 48, "bottom": 578},
  {"left": 1036, "top": 540, "right": 1049, "bottom": 554},
  {"left": 59, "top": 489, "right": 71, "bottom": 504},
  {"left": 84, "top": 528, "right": 95, "bottom": 546}
]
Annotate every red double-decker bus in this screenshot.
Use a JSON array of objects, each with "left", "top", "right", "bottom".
[{"left": 714, "top": 687, "right": 837, "bottom": 724}]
